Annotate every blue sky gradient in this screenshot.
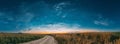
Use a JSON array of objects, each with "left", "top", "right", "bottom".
[{"left": 0, "top": 0, "right": 120, "bottom": 32}]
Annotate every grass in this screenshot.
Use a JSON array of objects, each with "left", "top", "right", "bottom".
[
  {"left": 0, "top": 33, "right": 45, "bottom": 44},
  {"left": 52, "top": 32, "right": 120, "bottom": 44},
  {"left": 0, "top": 32, "right": 120, "bottom": 44}
]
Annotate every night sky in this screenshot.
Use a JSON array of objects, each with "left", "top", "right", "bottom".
[{"left": 0, "top": 0, "right": 120, "bottom": 33}]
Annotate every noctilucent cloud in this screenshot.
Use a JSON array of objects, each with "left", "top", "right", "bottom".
[{"left": 0, "top": 0, "right": 120, "bottom": 32}]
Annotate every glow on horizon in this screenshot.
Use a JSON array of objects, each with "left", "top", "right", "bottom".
[
  {"left": 22, "top": 23, "right": 101, "bottom": 34},
  {"left": 23, "top": 29, "right": 100, "bottom": 34}
]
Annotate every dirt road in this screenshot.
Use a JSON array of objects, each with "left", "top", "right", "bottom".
[{"left": 21, "top": 35, "right": 58, "bottom": 44}]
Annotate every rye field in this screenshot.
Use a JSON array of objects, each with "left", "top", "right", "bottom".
[{"left": 0, "top": 32, "right": 120, "bottom": 44}]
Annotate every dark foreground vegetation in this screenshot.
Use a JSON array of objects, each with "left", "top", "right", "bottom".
[{"left": 0, "top": 32, "right": 120, "bottom": 44}]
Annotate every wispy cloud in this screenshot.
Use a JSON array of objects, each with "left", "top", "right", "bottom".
[
  {"left": 17, "top": 12, "right": 34, "bottom": 23},
  {"left": 54, "top": 2, "right": 69, "bottom": 11},
  {"left": 15, "top": 12, "right": 34, "bottom": 30},
  {"left": 0, "top": 12, "right": 14, "bottom": 24},
  {"left": 94, "top": 15, "right": 113, "bottom": 26},
  {"left": 94, "top": 20, "right": 109, "bottom": 26},
  {"left": 0, "top": 12, "right": 3, "bottom": 16},
  {"left": 54, "top": 2, "right": 70, "bottom": 18}
]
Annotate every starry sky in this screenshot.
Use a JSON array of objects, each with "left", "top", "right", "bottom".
[{"left": 0, "top": 0, "right": 120, "bottom": 33}]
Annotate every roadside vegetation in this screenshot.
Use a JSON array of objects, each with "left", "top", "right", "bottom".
[
  {"left": 52, "top": 32, "right": 120, "bottom": 44},
  {"left": 0, "top": 33, "right": 44, "bottom": 44},
  {"left": 0, "top": 32, "right": 120, "bottom": 44}
]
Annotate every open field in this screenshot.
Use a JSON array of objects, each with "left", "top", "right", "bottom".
[
  {"left": 0, "top": 32, "right": 120, "bottom": 44},
  {"left": 52, "top": 32, "right": 120, "bottom": 44},
  {"left": 0, "top": 33, "right": 45, "bottom": 44}
]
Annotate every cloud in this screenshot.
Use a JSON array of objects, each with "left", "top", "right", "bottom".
[
  {"left": 54, "top": 2, "right": 69, "bottom": 11},
  {"left": 94, "top": 15, "right": 112, "bottom": 26},
  {"left": 94, "top": 20, "right": 109, "bottom": 26},
  {"left": 22, "top": 23, "right": 100, "bottom": 34},
  {"left": 24, "top": 13, "right": 34, "bottom": 22},
  {"left": 0, "top": 21, "right": 9, "bottom": 24},
  {"left": 62, "top": 15, "right": 67, "bottom": 18},
  {"left": 0, "top": 12, "right": 5, "bottom": 16},
  {"left": 15, "top": 12, "right": 34, "bottom": 30},
  {"left": 54, "top": 2, "right": 70, "bottom": 18},
  {"left": 0, "top": 12, "right": 3, "bottom": 16},
  {"left": 17, "top": 12, "right": 34, "bottom": 23},
  {"left": 0, "top": 12, "right": 14, "bottom": 23}
]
